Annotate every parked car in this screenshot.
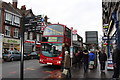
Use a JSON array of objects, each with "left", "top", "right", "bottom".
[
  {"left": 24, "top": 53, "right": 31, "bottom": 60},
  {"left": 29, "top": 51, "right": 40, "bottom": 59},
  {"left": 3, "top": 50, "right": 21, "bottom": 61}
]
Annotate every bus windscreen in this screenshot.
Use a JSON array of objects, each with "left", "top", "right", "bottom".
[{"left": 41, "top": 43, "right": 62, "bottom": 57}]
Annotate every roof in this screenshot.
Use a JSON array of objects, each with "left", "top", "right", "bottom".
[
  {"left": 16, "top": 8, "right": 35, "bottom": 17},
  {"left": 2, "top": 1, "right": 21, "bottom": 16}
]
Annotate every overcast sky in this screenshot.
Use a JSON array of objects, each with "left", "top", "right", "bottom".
[{"left": 3, "top": 0, "right": 103, "bottom": 42}]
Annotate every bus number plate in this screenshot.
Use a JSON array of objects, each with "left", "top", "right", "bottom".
[{"left": 47, "top": 63, "right": 52, "bottom": 65}]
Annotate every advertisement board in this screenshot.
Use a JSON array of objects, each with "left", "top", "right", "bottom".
[{"left": 85, "top": 31, "right": 98, "bottom": 44}]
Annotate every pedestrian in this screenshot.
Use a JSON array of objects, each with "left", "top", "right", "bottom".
[
  {"left": 83, "top": 49, "right": 89, "bottom": 72},
  {"left": 98, "top": 50, "right": 107, "bottom": 72},
  {"left": 63, "top": 51, "right": 71, "bottom": 78},
  {"left": 75, "top": 50, "right": 83, "bottom": 68},
  {"left": 112, "top": 47, "right": 120, "bottom": 79},
  {"left": 88, "top": 51, "right": 95, "bottom": 69}
]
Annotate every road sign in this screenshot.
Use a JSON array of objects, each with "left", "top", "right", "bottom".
[
  {"left": 72, "top": 29, "right": 77, "bottom": 34},
  {"left": 70, "top": 47, "right": 73, "bottom": 58},
  {"left": 102, "top": 36, "right": 108, "bottom": 40}
]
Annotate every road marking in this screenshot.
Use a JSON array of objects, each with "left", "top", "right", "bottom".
[
  {"left": 9, "top": 71, "right": 16, "bottom": 74},
  {"left": 24, "top": 68, "right": 36, "bottom": 71},
  {"left": 43, "top": 69, "right": 60, "bottom": 74}
]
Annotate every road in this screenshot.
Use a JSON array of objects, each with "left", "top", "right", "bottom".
[
  {"left": 2, "top": 59, "right": 61, "bottom": 79},
  {"left": 2, "top": 59, "right": 115, "bottom": 79}
]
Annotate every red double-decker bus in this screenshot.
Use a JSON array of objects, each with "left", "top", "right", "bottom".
[{"left": 39, "top": 24, "right": 71, "bottom": 65}]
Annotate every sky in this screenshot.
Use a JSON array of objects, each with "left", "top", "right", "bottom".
[{"left": 3, "top": 0, "right": 103, "bottom": 42}]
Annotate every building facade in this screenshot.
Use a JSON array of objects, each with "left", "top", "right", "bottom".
[
  {"left": 102, "top": 1, "right": 120, "bottom": 57},
  {"left": 1, "top": 1, "right": 21, "bottom": 51}
]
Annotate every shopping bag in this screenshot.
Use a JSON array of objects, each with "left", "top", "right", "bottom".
[
  {"left": 89, "top": 61, "right": 94, "bottom": 69},
  {"left": 89, "top": 65, "right": 93, "bottom": 69},
  {"left": 90, "top": 61, "right": 94, "bottom": 65},
  {"left": 62, "top": 69, "right": 68, "bottom": 75}
]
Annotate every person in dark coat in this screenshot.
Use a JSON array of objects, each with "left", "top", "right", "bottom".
[
  {"left": 63, "top": 51, "right": 71, "bottom": 78},
  {"left": 75, "top": 50, "right": 83, "bottom": 68},
  {"left": 83, "top": 50, "right": 89, "bottom": 72},
  {"left": 112, "top": 47, "right": 120, "bottom": 79},
  {"left": 98, "top": 50, "right": 107, "bottom": 72}
]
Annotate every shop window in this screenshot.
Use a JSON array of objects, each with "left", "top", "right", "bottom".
[
  {"left": 13, "top": 28, "right": 19, "bottom": 38},
  {"left": 5, "top": 26, "right": 10, "bottom": 37}
]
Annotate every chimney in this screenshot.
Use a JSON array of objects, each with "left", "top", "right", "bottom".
[
  {"left": 12, "top": 0, "right": 18, "bottom": 8},
  {"left": 21, "top": 5, "right": 26, "bottom": 10},
  {"left": 44, "top": 15, "right": 48, "bottom": 23}
]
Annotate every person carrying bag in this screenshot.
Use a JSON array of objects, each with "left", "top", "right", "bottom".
[
  {"left": 89, "top": 51, "right": 95, "bottom": 69},
  {"left": 62, "top": 51, "right": 71, "bottom": 78}
]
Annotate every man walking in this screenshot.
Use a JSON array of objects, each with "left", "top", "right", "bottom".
[
  {"left": 98, "top": 50, "right": 107, "bottom": 72},
  {"left": 75, "top": 50, "right": 83, "bottom": 68},
  {"left": 83, "top": 50, "right": 89, "bottom": 72}
]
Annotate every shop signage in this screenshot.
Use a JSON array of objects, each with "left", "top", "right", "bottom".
[
  {"left": 4, "top": 38, "right": 20, "bottom": 44},
  {"left": 73, "top": 34, "right": 77, "bottom": 41},
  {"left": 102, "top": 36, "right": 108, "bottom": 40}
]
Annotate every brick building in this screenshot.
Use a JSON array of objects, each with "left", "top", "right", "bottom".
[{"left": 1, "top": 0, "right": 21, "bottom": 51}]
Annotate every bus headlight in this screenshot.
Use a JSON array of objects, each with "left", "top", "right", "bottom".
[
  {"left": 57, "top": 61, "right": 61, "bottom": 64},
  {"left": 40, "top": 59, "right": 43, "bottom": 62}
]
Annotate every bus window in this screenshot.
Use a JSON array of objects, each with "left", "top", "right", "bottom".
[{"left": 41, "top": 43, "right": 62, "bottom": 57}]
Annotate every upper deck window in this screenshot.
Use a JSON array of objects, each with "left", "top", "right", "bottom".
[{"left": 43, "top": 25, "right": 64, "bottom": 35}]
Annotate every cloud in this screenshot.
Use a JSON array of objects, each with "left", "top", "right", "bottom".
[{"left": 3, "top": 0, "right": 103, "bottom": 42}]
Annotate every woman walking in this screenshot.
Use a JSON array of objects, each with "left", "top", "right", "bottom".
[{"left": 63, "top": 51, "right": 71, "bottom": 78}]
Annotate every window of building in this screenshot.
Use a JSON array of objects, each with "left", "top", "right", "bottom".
[
  {"left": 5, "top": 13, "right": 12, "bottom": 24},
  {"left": 24, "top": 32, "right": 28, "bottom": 40},
  {"left": 14, "top": 16, "right": 20, "bottom": 26},
  {"left": 5, "top": 26, "right": 10, "bottom": 37},
  {"left": 13, "top": 28, "right": 19, "bottom": 38},
  {"left": 30, "top": 32, "right": 33, "bottom": 40}
]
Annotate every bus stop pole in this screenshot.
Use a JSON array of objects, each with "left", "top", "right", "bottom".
[
  {"left": 70, "top": 27, "right": 73, "bottom": 67},
  {"left": 20, "top": 16, "right": 25, "bottom": 80}
]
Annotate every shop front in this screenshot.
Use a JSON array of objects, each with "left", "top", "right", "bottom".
[{"left": 3, "top": 38, "right": 20, "bottom": 51}]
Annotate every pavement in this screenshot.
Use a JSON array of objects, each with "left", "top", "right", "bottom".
[{"left": 46, "top": 63, "right": 115, "bottom": 79}]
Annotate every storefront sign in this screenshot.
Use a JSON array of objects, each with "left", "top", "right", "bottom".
[{"left": 3, "top": 38, "right": 20, "bottom": 44}]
